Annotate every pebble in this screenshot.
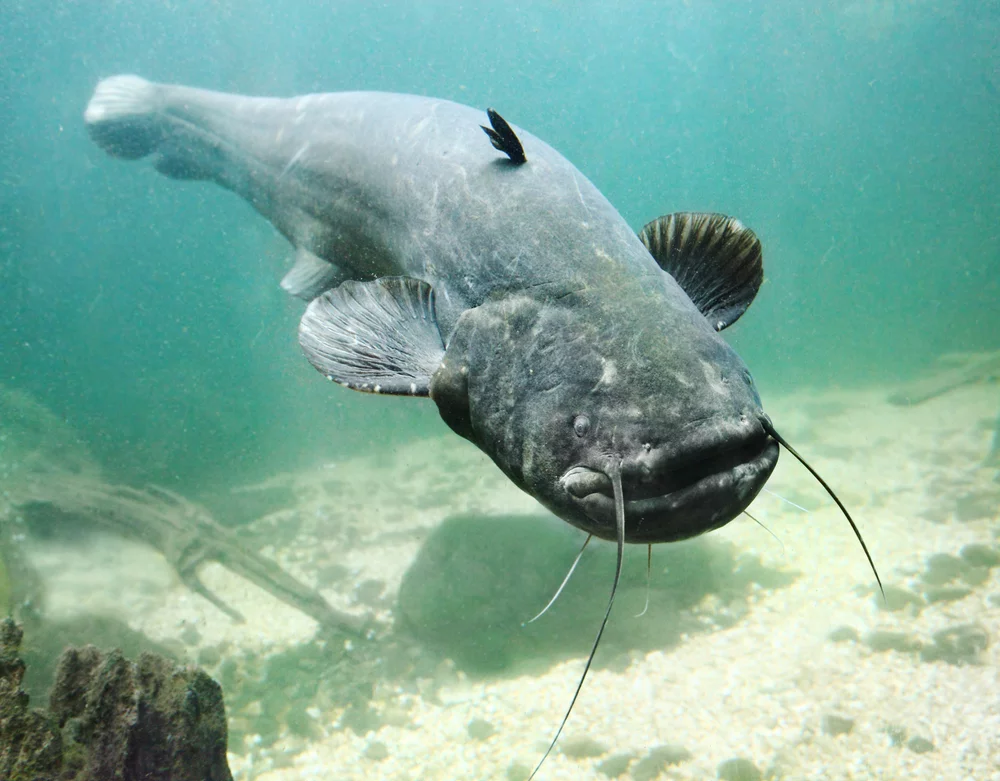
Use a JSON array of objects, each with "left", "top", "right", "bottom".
[
  {"left": 363, "top": 740, "right": 389, "bottom": 761},
  {"left": 828, "top": 626, "right": 859, "bottom": 643},
  {"left": 864, "top": 629, "right": 922, "bottom": 654},
  {"left": 559, "top": 735, "right": 609, "bottom": 759},
  {"left": 596, "top": 752, "right": 635, "bottom": 778},
  {"left": 919, "top": 623, "right": 989, "bottom": 665},
  {"left": 506, "top": 761, "right": 531, "bottom": 780},
  {"left": 921, "top": 553, "right": 967, "bottom": 585},
  {"left": 960, "top": 543, "right": 1000, "bottom": 568},
  {"left": 988, "top": 593, "right": 1000, "bottom": 608},
  {"left": 922, "top": 585, "right": 972, "bottom": 604},
  {"left": 717, "top": 756, "right": 762, "bottom": 780},
  {"left": 630, "top": 744, "right": 692, "bottom": 780},
  {"left": 467, "top": 718, "right": 496, "bottom": 741},
  {"left": 821, "top": 713, "right": 855, "bottom": 736},
  {"left": 876, "top": 585, "right": 924, "bottom": 612},
  {"left": 907, "top": 735, "right": 935, "bottom": 753}
]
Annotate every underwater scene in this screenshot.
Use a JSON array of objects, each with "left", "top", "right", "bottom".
[{"left": 1, "top": 1, "right": 999, "bottom": 779}]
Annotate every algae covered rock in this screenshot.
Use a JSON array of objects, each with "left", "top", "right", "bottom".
[
  {"left": 0, "top": 619, "right": 63, "bottom": 781},
  {"left": 0, "top": 617, "right": 233, "bottom": 781},
  {"left": 50, "top": 645, "right": 233, "bottom": 781}
]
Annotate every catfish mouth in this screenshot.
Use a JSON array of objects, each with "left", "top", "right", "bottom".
[{"left": 560, "top": 433, "right": 779, "bottom": 543}]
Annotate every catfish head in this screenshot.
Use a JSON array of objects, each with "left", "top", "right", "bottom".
[{"left": 428, "top": 288, "right": 779, "bottom": 544}]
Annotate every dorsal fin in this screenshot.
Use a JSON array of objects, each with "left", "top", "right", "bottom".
[
  {"left": 639, "top": 212, "right": 763, "bottom": 331},
  {"left": 480, "top": 108, "right": 526, "bottom": 164}
]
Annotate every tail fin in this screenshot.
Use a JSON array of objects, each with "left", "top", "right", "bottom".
[{"left": 84, "top": 75, "right": 164, "bottom": 160}]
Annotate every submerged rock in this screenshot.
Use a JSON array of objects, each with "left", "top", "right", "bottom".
[
  {"left": 467, "top": 718, "right": 496, "bottom": 741},
  {"left": 559, "top": 734, "right": 609, "bottom": 759},
  {"left": 920, "top": 553, "right": 968, "bottom": 585},
  {"left": 864, "top": 629, "right": 923, "bottom": 654},
  {"left": 717, "top": 756, "right": 763, "bottom": 781},
  {"left": 907, "top": 735, "right": 935, "bottom": 753},
  {"left": 596, "top": 751, "right": 636, "bottom": 778},
  {"left": 919, "top": 623, "right": 989, "bottom": 665},
  {"left": 876, "top": 585, "right": 924, "bottom": 613},
  {"left": 922, "top": 585, "right": 972, "bottom": 604},
  {"left": 960, "top": 543, "right": 1000, "bottom": 569},
  {"left": 0, "top": 620, "right": 62, "bottom": 780},
  {"left": 821, "top": 713, "right": 855, "bottom": 736},
  {"left": 630, "top": 744, "right": 692, "bottom": 780},
  {"left": 0, "top": 617, "right": 232, "bottom": 781},
  {"left": 828, "top": 626, "right": 860, "bottom": 643}
]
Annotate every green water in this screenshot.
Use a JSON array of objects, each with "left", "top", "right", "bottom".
[
  {"left": 1, "top": 0, "right": 996, "bottom": 493},
  {"left": 1, "top": 3, "right": 999, "bottom": 779}
]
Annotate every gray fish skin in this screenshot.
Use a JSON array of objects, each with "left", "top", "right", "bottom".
[{"left": 84, "top": 75, "right": 778, "bottom": 544}]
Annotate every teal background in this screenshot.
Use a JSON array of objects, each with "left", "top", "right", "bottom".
[{"left": 1, "top": 0, "right": 997, "bottom": 492}]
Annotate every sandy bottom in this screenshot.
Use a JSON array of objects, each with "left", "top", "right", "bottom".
[{"left": 25, "top": 381, "right": 1000, "bottom": 781}]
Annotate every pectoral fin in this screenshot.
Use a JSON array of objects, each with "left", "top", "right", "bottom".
[
  {"left": 298, "top": 277, "right": 445, "bottom": 395},
  {"left": 639, "top": 212, "right": 763, "bottom": 331}
]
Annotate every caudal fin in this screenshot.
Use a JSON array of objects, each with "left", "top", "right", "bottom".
[{"left": 84, "top": 75, "right": 164, "bottom": 160}]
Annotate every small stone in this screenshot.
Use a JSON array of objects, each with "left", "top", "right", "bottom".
[
  {"left": 921, "top": 553, "right": 967, "bottom": 585},
  {"left": 960, "top": 543, "right": 1000, "bottom": 569},
  {"left": 987, "top": 593, "right": 1000, "bottom": 608},
  {"left": 828, "top": 626, "right": 859, "bottom": 643},
  {"left": 821, "top": 713, "right": 855, "bottom": 736},
  {"left": 506, "top": 762, "right": 531, "bottom": 781},
  {"left": 961, "top": 566, "right": 991, "bottom": 587},
  {"left": 596, "top": 752, "right": 635, "bottom": 778},
  {"left": 717, "top": 756, "right": 762, "bottom": 781},
  {"left": 877, "top": 585, "right": 924, "bottom": 612},
  {"left": 883, "top": 724, "right": 907, "bottom": 746},
  {"left": 864, "top": 629, "right": 922, "bottom": 654},
  {"left": 920, "top": 623, "right": 989, "bottom": 665},
  {"left": 467, "top": 718, "right": 496, "bottom": 741},
  {"left": 363, "top": 740, "right": 389, "bottom": 761},
  {"left": 922, "top": 585, "right": 972, "bottom": 604},
  {"left": 630, "top": 744, "right": 692, "bottom": 780},
  {"left": 906, "top": 735, "right": 935, "bottom": 753},
  {"left": 559, "top": 735, "right": 609, "bottom": 759}
]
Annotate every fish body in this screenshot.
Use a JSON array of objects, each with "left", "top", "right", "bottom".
[{"left": 84, "top": 76, "right": 778, "bottom": 544}]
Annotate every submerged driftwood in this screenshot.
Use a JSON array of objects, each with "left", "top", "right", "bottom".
[
  {"left": 13, "top": 477, "right": 366, "bottom": 635},
  {"left": 0, "top": 618, "right": 233, "bottom": 781}
]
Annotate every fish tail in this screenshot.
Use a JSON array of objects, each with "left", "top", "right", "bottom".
[{"left": 84, "top": 75, "right": 165, "bottom": 160}]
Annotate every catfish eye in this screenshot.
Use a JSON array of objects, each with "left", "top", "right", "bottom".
[
  {"left": 743, "top": 370, "right": 754, "bottom": 387},
  {"left": 572, "top": 415, "right": 591, "bottom": 438}
]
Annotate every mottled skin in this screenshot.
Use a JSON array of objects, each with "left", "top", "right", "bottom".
[{"left": 84, "top": 78, "right": 778, "bottom": 544}]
